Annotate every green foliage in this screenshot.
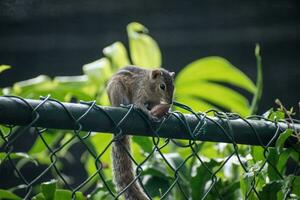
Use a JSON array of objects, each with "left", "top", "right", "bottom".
[
  {"left": 41, "top": 180, "right": 57, "bottom": 200},
  {"left": 0, "top": 189, "right": 21, "bottom": 200},
  {"left": 127, "top": 22, "right": 162, "bottom": 67},
  {"left": 250, "top": 44, "right": 263, "bottom": 114},
  {"left": 0, "top": 152, "right": 37, "bottom": 165},
  {"left": 190, "top": 159, "right": 221, "bottom": 199},
  {"left": 175, "top": 56, "right": 256, "bottom": 116},
  {"left": 32, "top": 180, "right": 85, "bottom": 200},
  {"left": 0, "top": 65, "right": 11, "bottom": 73},
  {"left": 1, "top": 21, "right": 298, "bottom": 200}
]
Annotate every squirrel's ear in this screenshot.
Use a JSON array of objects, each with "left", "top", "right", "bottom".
[
  {"left": 170, "top": 72, "right": 175, "bottom": 79},
  {"left": 151, "top": 69, "right": 162, "bottom": 79}
]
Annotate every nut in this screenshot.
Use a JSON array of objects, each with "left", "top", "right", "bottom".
[{"left": 150, "top": 104, "right": 170, "bottom": 118}]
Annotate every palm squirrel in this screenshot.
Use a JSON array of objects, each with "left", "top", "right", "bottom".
[{"left": 107, "top": 66, "right": 175, "bottom": 200}]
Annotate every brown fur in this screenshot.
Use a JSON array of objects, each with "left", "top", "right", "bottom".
[{"left": 107, "top": 66, "right": 175, "bottom": 200}]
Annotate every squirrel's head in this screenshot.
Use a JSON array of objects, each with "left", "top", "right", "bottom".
[{"left": 150, "top": 68, "right": 175, "bottom": 105}]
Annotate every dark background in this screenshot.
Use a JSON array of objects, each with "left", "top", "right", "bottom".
[
  {"left": 0, "top": 0, "right": 300, "bottom": 194},
  {"left": 0, "top": 0, "right": 299, "bottom": 113}
]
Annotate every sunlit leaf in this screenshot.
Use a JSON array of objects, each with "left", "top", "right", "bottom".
[
  {"left": 12, "top": 75, "right": 53, "bottom": 97},
  {"left": 86, "top": 133, "right": 113, "bottom": 178},
  {"left": 54, "top": 189, "right": 85, "bottom": 200},
  {"left": 103, "top": 42, "right": 130, "bottom": 70},
  {"left": 132, "top": 136, "right": 153, "bottom": 154},
  {"left": 176, "top": 82, "right": 250, "bottom": 116},
  {"left": 251, "top": 146, "right": 264, "bottom": 162},
  {"left": 91, "top": 190, "right": 114, "bottom": 200},
  {"left": 268, "top": 110, "right": 285, "bottom": 122},
  {"left": 29, "top": 131, "right": 62, "bottom": 155},
  {"left": 41, "top": 180, "right": 57, "bottom": 200},
  {"left": 53, "top": 75, "right": 96, "bottom": 101},
  {"left": 0, "top": 189, "right": 21, "bottom": 200},
  {"left": 175, "top": 57, "right": 256, "bottom": 116},
  {"left": 82, "top": 58, "right": 112, "bottom": 85},
  {"left": 0, "top": 65, "right": 11, "bottom": 73},
  {"left": 97, "top": 91, "right": 110, "bottom": 106},
  {"left": 175, "top": 95, "right": 216, "bottom": 113},
  {"left": 127, "top": 22, "right": 161, "bottom": 68},
  {"left": 32, "top": 193, "right": 45, "bottom": 200},
  {"left": 176, "top": 57, "right": 256, "bottom": 93}
]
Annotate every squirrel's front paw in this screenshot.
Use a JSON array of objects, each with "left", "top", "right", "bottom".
[{"left": 149, "top": 114, "right": 160, "bottom": 122}]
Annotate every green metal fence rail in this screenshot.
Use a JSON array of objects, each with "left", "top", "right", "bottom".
[
  {"left": 0, "top": 96, "right": 298, "bottom": 146},
  {"left": 0, "top": 95, "right": 299, "bottom": 200}
]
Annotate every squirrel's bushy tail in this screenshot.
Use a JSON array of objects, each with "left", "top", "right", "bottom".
[{"left": 112, "top": 135, "right": 149, "bottom": 200}]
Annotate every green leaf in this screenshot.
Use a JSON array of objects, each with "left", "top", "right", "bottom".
[
  {"left": 175, "top": 57, "right": 256, "bottom": 116},
  {"left": 53, "top": 75, "right": 96, "bottom": 101},
  {"left": 164, "top": 153, "right": 189, "bottom": 179},
  {"left": 292, "top": 176, "right": 300, "bottom": 196},
  {"left": 0, "top": 189, "right": 21, "bottom": 200},
  {"left": 191, "top": 159, "right": 221, "bottom": 199},
  {"left": 82, "top": 58, "right": 112, "bottom": 85},
  {"left": 277, "top": 149, "right": 291, "bottom": 174},
  {"left": 91, "top": 190, "right": 114, "bottom": 200},
  {"left": 32, "top": 193, "right": 46, "bottom": 200},
  {"left": 251, "top": 146, "right": 265, "bottom": 162},
  {"left": 240, "top": 176, "right": 252, "bottom": 198},
  {"left": 12, "top": 75, "right": 53, "bottom": 97},
  {"left": 176, "top": 82, "right": 250, "bottom": 116},
  {"left": 144, "top": 176, "right": 170, "bottom": 198},
  {"left": 175, "top": 57, "right": 256, "bottom": 93},
  {"left": 0, "top": 65, "right": 11, "bottom": 73},
  {"left": 175, "top": 95, "right": 216, "bottom": 113},
  {"left": 268, "top": 110, "right": 285, "bottom": 122},
  {"left": 132, "top": 136, "right": 153, "bottom": 154},
  {"left": 0, "top": 152, "right": 37, "bottom": 165},
  {"left": 207, "top": 180, "right": 241, "bottom": 200},
  {"left": 142, "top": 162, "right": 169, "bottom": 180},
  {"left": 127, "top": 22, "right": 161, "bottom": 68},
  {"left": 258, "top": 181, "right": 282, "bottom": 199},
  {"left": 267, "top": 148, "right": 281, "bottom": 181},
  {"left": 250, "top": 44, "right": 263, "bottom": 115},
  {"left": 41, "top": 180, "right": 57, "bottom": 200},
  {"left": 29, "top": 130, "right": 62, "bottom": 155},
  {"left": 103, "top": 42, "right": 130, "bottom": 70},
  {"left": 86, "top": 133, "right": 113, "bottom": 178},
  {"left": 54, "top": 189, "right": 85, "bottom": 200},
  {"left": 275, "top": 129, "right": 293, "bottom": 153}
]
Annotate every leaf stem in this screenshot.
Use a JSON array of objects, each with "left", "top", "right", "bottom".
[{"left": 250, "top": 44, "right": 263, "bottom": 115}]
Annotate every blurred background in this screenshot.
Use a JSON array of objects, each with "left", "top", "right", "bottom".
[{"left": 0, "top": 0, "right": 299, "bottom": 113}]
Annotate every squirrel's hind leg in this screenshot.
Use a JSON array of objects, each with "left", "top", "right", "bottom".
[{"left": 107, "top": 80, "right": 129, "bottom": 106}]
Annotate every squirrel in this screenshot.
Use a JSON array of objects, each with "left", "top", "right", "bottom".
[{"left": 106, "top": 66, "right": 175, "bottom": 200}]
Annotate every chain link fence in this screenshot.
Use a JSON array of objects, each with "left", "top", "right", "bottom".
[{"left": 0, "top": 96, "right": 299, "bottom": 200}]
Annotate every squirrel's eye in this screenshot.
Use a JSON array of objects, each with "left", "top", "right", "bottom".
[{"left": 160, "top": 84, "right": 166, "bottom": 91}]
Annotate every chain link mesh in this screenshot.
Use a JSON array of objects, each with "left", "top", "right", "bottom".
[{"left": 0, "top": 95, "right": 299, "bottom": 200}]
